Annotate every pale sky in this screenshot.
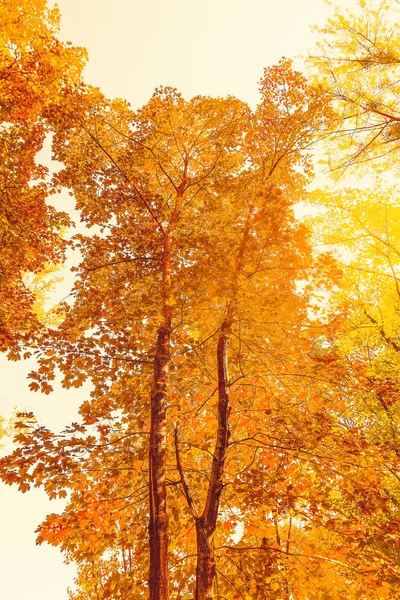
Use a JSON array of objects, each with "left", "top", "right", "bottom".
[
  {"left": 52, "top": 0, "right": 333, "bottom": 110},
  {"left": 1, "top": 0, "right": 348, "bottom": 597}
]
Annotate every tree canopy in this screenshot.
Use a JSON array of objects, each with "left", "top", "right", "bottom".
[
  {"left": 0, "top": 0, "right": 86, "bottom": 351},
  {"left": 1, "top": 1, "right": 400, "bottom": 599}
]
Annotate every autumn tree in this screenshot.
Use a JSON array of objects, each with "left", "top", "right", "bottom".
[
  {"left": 0, "top": 0, "right": 86, "bottom": 350},
  {"left": 0, "top": 58, "right": 359, "bottom": 599},
  {"left": 28, "top": 82, "right": 249, "bottom": 599},
  {"left": 282, "top": 183, "right": 400, "bottom": 597},
  {"left": 5, "top": 1, "right": 398, "bottom": 597},
  {"left": 173, "top": 61, "right": 334, "bottom": 600},
  {"left": 309, "top": 0, "right": 400, "bottom": 173},
  {"left": 302, "top": 7, "right": 400, "bottom": 590}
]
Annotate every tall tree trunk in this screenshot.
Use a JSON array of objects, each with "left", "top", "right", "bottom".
[
  {"left": 148, "top": 180, "right": 184, "bottom": 599},
  {"left": 149, "top": 310, "right": 171, "bottom": 600},
  {"left": 195, "top": 213, "right": 253, "bottom": 599},
  {"left": 195, "top": 319, "right": 231, "bottom": 600},
  {"left": 149, "top": 231, "right": 173, "bottom": 600}
]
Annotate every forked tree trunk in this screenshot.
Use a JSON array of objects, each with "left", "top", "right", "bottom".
[
  {"left": 195, "top": 215, "right": 252, "bottom": 599},
  {"left": 195, "top": 320, "right": 231, "bottom": 600},
  {"left": 195, "top": 517, "right": 218, "bottom": 600}
]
